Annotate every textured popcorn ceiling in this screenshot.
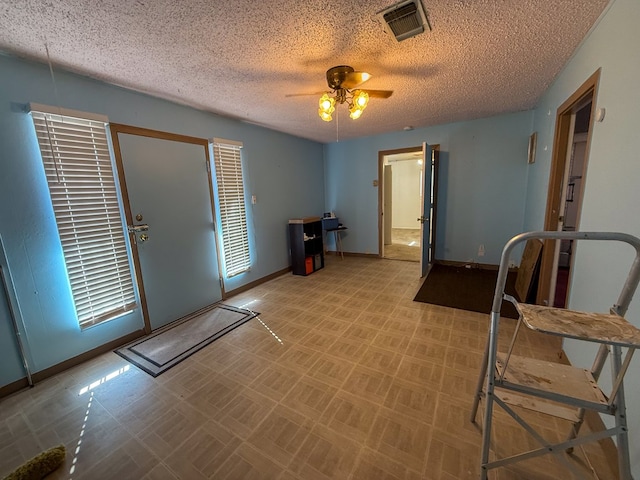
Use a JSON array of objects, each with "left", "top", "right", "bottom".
[{"left": 0, "top": 0, "right": 610, "bottom": 143}]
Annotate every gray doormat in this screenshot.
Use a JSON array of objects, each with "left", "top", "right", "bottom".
[{"left": 115, "top": 303, "right": 257, "bottom": 377}]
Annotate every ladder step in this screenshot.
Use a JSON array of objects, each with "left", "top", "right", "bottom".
[
  {"left": 496, "top": 354, "right": 608, "bottom": 408},
  {"left": 495, "top": 391, "right": 581, "bottom": 422},
  {"left": 516, "top": 303, "right": 640, "bottom": 347}
]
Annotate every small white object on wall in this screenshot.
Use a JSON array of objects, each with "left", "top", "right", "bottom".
[{"left": 595, "top": 107, "right": 606, "bottom": 122}]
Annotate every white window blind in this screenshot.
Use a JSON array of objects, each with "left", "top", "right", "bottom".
[
  {"left": 30, "top": 106, "right": 137, "bottom": 329},
  {"left": 212, "top": 138, "right": 251, "bottom": 277}
]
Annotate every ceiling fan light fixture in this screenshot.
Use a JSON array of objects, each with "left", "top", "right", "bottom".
[
  {"left": 318, "top": 107, "right": 333, "bottom": 122},
  {"left": 319, "top": 93, "right": 336, "bottom": 113},
  {"left": 312, "top": 66, "right": 391, "bottom": 122},
  {"left": 353, "top": 90, "right": 369, "bottom": 109},
  {"left": 349, "top": 104, "right": 364, "bottom": 120},
  {"left": 318, "top": 93, "right": 336, "bottom": 121}
]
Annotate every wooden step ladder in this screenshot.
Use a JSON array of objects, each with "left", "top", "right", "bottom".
[{"left": 470, "top": 231, "right": 640, "bottom": 479}]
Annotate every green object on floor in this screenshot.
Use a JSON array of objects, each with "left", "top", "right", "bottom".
[{"left": 3, "top": 445, "right": 65, "bottom": 480}]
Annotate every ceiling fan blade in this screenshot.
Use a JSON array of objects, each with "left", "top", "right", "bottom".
[
  {"left": 362, "top": 89, "right": 394, "bottom": 99},
  {"left": 341, "top": 71, "right": 372, "bottom": 89},
  {"left": 285, "top": 91, "right": 326, "bottom": 97}
]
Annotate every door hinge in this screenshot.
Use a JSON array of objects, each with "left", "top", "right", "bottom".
[
  {"left": 219, "top": 277, "right": 224, "bottom": 289},
  {"left": 206, "top": 161, "right": 211, "bottom": 172}
]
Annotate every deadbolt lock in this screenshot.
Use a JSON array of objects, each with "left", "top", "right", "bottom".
[{"left": 135, "top": 213, "right": 143, "bottom": 221}]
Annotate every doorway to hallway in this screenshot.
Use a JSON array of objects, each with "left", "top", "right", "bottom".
[
  {"left": 382, "top": 148, "right": 423, "bottom": 262},
  {"left": 378, "top": 144, "right": 439, "bottom": 276}
]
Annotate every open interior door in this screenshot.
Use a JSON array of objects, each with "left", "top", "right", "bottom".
[{"left": 419, "top": 142, "right": 432, "bottom": 277}]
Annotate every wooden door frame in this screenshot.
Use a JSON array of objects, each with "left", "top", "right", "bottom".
[
  {"left": 536, "top": 69, "right": 600, "bottom": 305},
  {"left": 378, "top": 146, "right": 421, "bottom": 258},
  {"left": 377, "top": 145, "right": 440, "bottom": 262},
  {"left": 383, "top": 164, "right": 393, "bottom": 247},
  {"left": 109, "top": 123, "right": 224, "bottom": 333}
]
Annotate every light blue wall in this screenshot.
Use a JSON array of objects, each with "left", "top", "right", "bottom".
[
  {"left": 0, "top": 54, "right": 324, "bottom": 385},
  {"left": 324, "top": 111, "right": 533, "bottom": 264},
  {"left": 225, "top": 124, "right": 325, "bottom": 291},
  {"left": 524, "top": 0, "right": 640, "bottom": 473}
]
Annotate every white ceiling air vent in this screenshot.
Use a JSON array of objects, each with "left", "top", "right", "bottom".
[{"left": 376, "top": 0, "right": 430, "bottom": 42}]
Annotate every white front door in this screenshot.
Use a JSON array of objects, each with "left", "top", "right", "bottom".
[{"left": 112, "top": 126, "right": 223, "bottom": 332}]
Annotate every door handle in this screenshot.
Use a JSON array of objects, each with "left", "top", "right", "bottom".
[
  {"left": 417, "top": 216, "right": 429, "bottom": 224},
  {"left": 127, "top": 224, "right": 149, "bottom": 233}
]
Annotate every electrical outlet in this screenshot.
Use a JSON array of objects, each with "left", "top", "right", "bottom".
[{"left": 478, "top": 244, "right": 485, "bottom": 257}]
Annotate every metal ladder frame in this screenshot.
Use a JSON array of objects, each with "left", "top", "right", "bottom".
[{"left": 470, "top": 231, "right": 640, "bottom": 479}]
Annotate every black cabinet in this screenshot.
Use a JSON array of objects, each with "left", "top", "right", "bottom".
[{"left": 289, "top": 217, "right": 324, "bottom": 275}]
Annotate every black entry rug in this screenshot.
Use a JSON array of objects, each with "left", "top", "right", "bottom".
[
  {"left": 115, "top": 304, "right": 258, "bottom": 377},
  {"left": 413, "top": 263, "right": 519, "bottom": 318}
]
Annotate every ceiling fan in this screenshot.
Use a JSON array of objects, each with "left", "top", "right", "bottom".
[{"left": 287, "top": 65, "right": 393, "bottom": 121}]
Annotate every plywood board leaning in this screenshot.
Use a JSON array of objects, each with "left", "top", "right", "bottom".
[{"left": 515, "top": 238, "right": 543, "bottom": 302}]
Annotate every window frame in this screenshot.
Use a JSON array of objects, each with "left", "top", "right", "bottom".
[
  {"left": 30, "top": 103, "right": 137, "bottom": 329},
  {"left": 211, "top": 138, "right": 251, "bottom": 278}
]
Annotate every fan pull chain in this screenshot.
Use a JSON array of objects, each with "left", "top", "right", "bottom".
[
  {"left": 45, "top": 42, "right": 63, "bottom": 117},
  {"left": 44, "top": 42, "right": 65, "bottom": 184}
]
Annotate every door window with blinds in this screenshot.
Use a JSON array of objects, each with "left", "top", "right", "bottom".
[
  {"left": 30, "top": 104, "right": 137, "bottom": 329},
  {"left": 212, "top": 138, "right": 251, "bottom": 277}
]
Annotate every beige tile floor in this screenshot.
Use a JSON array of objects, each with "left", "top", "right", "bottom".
[
  {"left": 0, "top": 257, "right": 616, "bottom": 479},
  {"left": 384, "top": 229, "right": 421, "bottom": 262}
]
